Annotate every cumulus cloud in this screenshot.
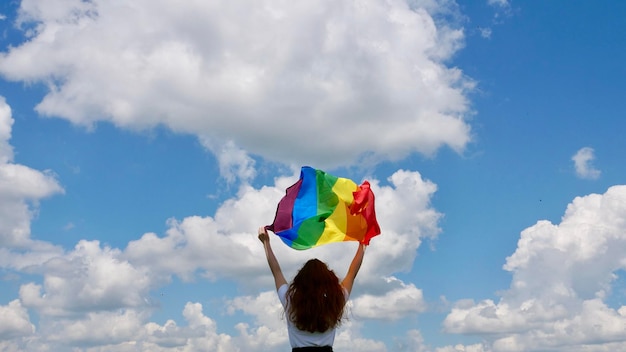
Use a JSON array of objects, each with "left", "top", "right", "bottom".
[
  {"left": 200, "top": 139, "right": 257, "bottom": 184},
  {"left": 0, "top": 0, "right": 473, "bottom": 176},
  {"left": 123, "top": 183, "right": 285, "bottom": 285},
  {"left": 0, "top": 97, "right": 63, "bottom": 246},
  {"left": 333, "top": 321, "right": 389, "bottom": 352},
  {"left": 0, "top": 166, "right": 441, "bottom": 350},
  {"left": 19, "top": 240, "right": 153, "bottom": 316},
  {"left": 0, "top": 300, "right": 34, "bottom": 339},
  {"left": 123, "top": 168, "right": 441, "bottom": 292},
  {"left": 227, "top": 291, "right": 286, "bottom": 332},
  {"left": 41, "top": 309, "right": 147, "bottom": 347},
  {"left": 436, "top": 343, "right": 488, "bottom": 352},
  {"left": 443, "top": 185, "right": 626, "bottom": 351},
  {"left": 226, "top": 291, "right": 288, "bottom": 349},
  {"left": 352, "top": 279, "right": 426, "bottom": 320},
  {"left": 0, "top": 96, "right": 14, "bottom": 163},
  {"left": 15, "top": 303, "right": 236, "bottom": 351},
  {"left": 392, "top": 329, "right": 430, "bottom": 352},
  {"left": 572, "top": 147, "right": 601, "bottom": 180}
]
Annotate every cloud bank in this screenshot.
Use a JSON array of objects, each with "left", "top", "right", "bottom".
[
  {"left": 0, "top": 0, "right": 473, "bottom": 176},
  {"left": 0, "top": 92, "right": 442, "bottom": 351},
  {"left": 444, "top": 185, "right": 626, "bottom": 351}
]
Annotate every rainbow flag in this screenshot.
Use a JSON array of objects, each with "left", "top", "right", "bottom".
[{"left": 266, "top": 166, "right": 381, "bottom": 250}]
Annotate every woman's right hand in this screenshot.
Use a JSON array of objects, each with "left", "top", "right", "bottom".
[{"left": 259, "top": 225, "right": 287, "bottom": 290}]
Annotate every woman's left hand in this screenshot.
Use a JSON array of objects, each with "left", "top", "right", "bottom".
[{"left": 258, "top": 226, "right": 269, "bottom": 243}]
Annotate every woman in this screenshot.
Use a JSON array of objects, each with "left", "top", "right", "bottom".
[{"left": 258, "top": 226, "right": 366, "bottom": 351}]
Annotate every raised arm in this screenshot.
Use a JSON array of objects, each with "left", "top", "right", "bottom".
[
  {"left": 258, "top": 226, "right": 287, "bottom": 291},
  {"left": 341, "top": 243, "right": 366, "bottom": 295}
]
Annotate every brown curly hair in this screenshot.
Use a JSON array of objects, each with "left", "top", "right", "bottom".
[{"left": 286, "top": 259, "right": 346, "bottom": 333}]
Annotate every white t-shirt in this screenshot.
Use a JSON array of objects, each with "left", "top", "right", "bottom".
[{"left": 277, "top": 284, "right": 349, "bottom": 348}]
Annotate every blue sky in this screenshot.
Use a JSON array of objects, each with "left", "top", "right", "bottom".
[{"left": 1, "top": 0, "right": 626, "bottom": 351}]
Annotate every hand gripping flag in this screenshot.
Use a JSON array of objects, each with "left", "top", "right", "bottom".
[{"left": 266, "top": 166, "right": 381, "bottom": 250}]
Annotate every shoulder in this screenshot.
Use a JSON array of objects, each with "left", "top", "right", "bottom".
[{"left": 277, "top": 283, "right": 289, "bottom": 306}]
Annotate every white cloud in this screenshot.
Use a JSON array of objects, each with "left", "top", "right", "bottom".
[
  {"left": 486, "top": 0, "right": 512, "bottom": 25},
  {"left": 487, "top": 0, "right": 511, "bottom": 18},
  {"left": 487, "top": 0, "right": 509, "bottom": 7},
  {"left": 199, "top": 138, "right": 256, "bottom": 184},
  {"left": 0, "top": 239, "right": 64, "bottom": 270},
  {"left": 123, "top": 168, "right": 441, "bottom": 289},
  {"left": 227, "top": 291, "right": 286, "bottom": 332},
  {"left": 19, "top": 303, "right": 237, "bottom": 351},
  {"left": 479, "top": 27, "right": 492, "bottom": 39},
  {"left": 334, "top": 322, "right": 389, "bottom": 352},
  {"left": 226, "top": 292, "right": 290, "bottom": 350},
  {"left": 352, "top": 279, "right": 426, "bottom": 320},
  {"left": 100, "top": 170, "right": 436, "bottom": 346},
  {"left": 573, "top": 147, "right": 601, "bottom": 179},
  {"left": 0, "top": 93, "right": 441, "bottom": 348},
  {"left": 0, "top": 89, "right": 439, "bottom": 350},
  {"left": 0, "top": 300, "right": 34, "bottom": 339},
  {"left": 0, "top": 164, "right": 64, "bottom": 245},
  {"left": 123, "top": 184, "right": 284, "bottom": 285},
  {"left": 0, "top": 0, "right": 473, "bottom": 176},
  {"left": 0, "top": 96, "right": 14, "bottom": 163},
  {"left": 436, "top": 343, "right": 489, "bottom": 352},
  {"left": 0, "top": 99, "right": 418, "bottom": 351},
  {"left": 0, "top": 97, "right": 63, "bottom": 246},
  {"left": 393, "top": 329, "right": 430, "bottom": 352},
  {"left": 42, "top": 309, "right": 146, "bottom": 347},
  {"left": 443, "top": 185, "right": 626, "bottom": 351},
  {"left": 19, "top": 240, "right": 153, "bottom": 316},
  {"left": 356, "top": 170, "right": 441, "bottom": 283}
]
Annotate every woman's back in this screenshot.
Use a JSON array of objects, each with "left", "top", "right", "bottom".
[
  {"left": 286, "top": 259, "right": 346, "bottom": 333},
  {"left": 278, "top": 283, "right": 348, "bottom": 348}
]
